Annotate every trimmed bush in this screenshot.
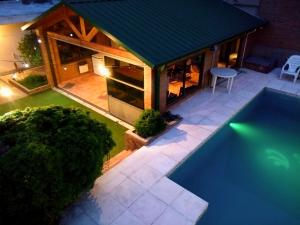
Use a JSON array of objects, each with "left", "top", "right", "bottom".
[
  {"left": 18, "top": 74, "right": 48, "bottom": 89},
  {"left": 18, "top": 32, "right": 43, "bottom": 67},
  {"left": 0, "top": 106, "right": 115, "bottom": 225},
  {"left": 135, "top": 109, "right": 166, "bottom": 138}
]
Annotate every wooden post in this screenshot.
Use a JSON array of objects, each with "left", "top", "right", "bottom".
[
  {"left": 144, "top": 66, "right": 154, "bottom": 109},
  {"left": 47, "top": 38, "right": 62, "bottom": 84},
  {"left": 35, "top": 28, "right": 54, "bottom": 87},
  {"left": 237, "top": 35, "right": 247, "bottom": 68},
  {"left": 159, "top": 68, "right": 168, "bottom": 113}
]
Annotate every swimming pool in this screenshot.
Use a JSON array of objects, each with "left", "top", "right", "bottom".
[{"left": 169, "top": 88, "right": 300, "bottom": 225}]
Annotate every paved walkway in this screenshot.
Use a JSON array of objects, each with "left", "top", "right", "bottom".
[
  {"left": 61, "top": 68, "right": 300, "bottom": 225},
  {"left": 0, "top": 77, "right": 27, "bottom": 105}
]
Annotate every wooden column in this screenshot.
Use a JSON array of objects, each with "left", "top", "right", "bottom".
[
  {"left": 202, "top": 46, "right": 221, "bottom": 87},
  {"left": 47, "top": 38, "right": 62, "bottom": 84},
  {"left": 159, "top": 68, "right": 168, "bottom": 113},
  {"left": 35, "top": 28, "right": 54, "bottom": 87},
  {"left": 144, "top": 66, "right": 154, "bottom": 109},
  {"left": 237, "top": 35, "right": 247, "bottom": 68},
  {"left": 202, "top": 49, "right": 214, "bottom": 87}
]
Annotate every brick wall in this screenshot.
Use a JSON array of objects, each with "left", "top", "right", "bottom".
[
  {"left": 245, "top": 0, "right": 300, "bottom": 65},
  {"left": 254, "top": 0, "right": 300, "bottom": 51}
]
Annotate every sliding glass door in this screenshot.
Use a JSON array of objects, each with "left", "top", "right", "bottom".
[
  {"left": 167, "top": 53, "right": 205, "bottom": 105},
  {"left": 218, "top": 38, "right": 241, "bottom": 68}
]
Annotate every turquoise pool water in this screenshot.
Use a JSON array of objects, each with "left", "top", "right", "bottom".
[{"left": 169, "top": 88, "right": 300, "bottom": 225}]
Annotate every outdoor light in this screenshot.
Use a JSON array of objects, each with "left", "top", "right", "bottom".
[
  {"left": 11, "top": 73, "right": 18, "bottom": 80},
  {"left": 99, "top": 65, "right": 110, "bottom": 77},
  {"left": 0, "top": 87, "right": 13, "bottom": 97},
  {"left": 24, "top": 63, "right": 30, "bottom": 68},
  {"left": 69, "top": 33, "right": 74, "bottom": 37},
  {"left": 37, "top": 38, "right": 42, "bottom": 44}
]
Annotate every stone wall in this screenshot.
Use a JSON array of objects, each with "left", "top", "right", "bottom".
[{"left": 257, "top": 0, "right": 300, "bottom": 51}]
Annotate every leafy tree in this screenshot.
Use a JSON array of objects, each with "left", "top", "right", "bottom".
[
  {"left": 0, "top": 106, "right": 115, "bottom": 225},
  {"left": 18, "top": 32, "right": 43, "bottom": 67},
  {"left": 135, "top": 109, "right": 166, "bottom": 138}
]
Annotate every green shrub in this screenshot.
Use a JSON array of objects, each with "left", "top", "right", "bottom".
[
  {"left": 135, "top": 109, "right": 166, "bottom": 138},
  {"left": 0, "top": 106, "right": 115, "bottom": 225},
  {"left": 18, "top": 32, "right": 43, "bottom": 67},
  {"left": 18, "top": 74, "right": 48, "bottom": 89}
]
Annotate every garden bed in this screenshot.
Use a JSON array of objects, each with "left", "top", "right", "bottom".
[
  {"left": 9, "top": 74, "right": 50, "bottom": 95},
  {"left": 125, "top": 114, "right": 182, "bottom": 150}
]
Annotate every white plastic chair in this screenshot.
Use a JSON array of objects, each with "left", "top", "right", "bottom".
[{"left": 280, "top": 55, "right": 300, "bottom": 83}]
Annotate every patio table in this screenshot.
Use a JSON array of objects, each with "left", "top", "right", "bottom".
[{"left": 210, "top": 67, "right": 237, "bottom": 94}]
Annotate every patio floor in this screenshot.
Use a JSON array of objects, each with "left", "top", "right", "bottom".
[
  {"left": 59, "top": 73, "right": 109, "bottom": 111},
  {"left": 61, "top": 68, "right": 300, "bottom": 225}
]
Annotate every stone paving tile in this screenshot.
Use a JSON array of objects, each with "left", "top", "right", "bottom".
[
  {"left": 128, "top": 192, "right": 167, "bottom": 225},
  {"left": 159, "top": 143, "right": 191, "bottom": 163},
  {"left": 197, "top": 117, "right": 222, "bottom": 132},
  {"left": 224, "top": 99, "right": 247, "bottom": 110},
  {"left": 149, "top": 177, "right": 184, "bottom": 204},
  {"left": 176, "top": 122, "right": 213, "bottom": 140},
  {"left": 130, "top": 165, "right": 163, "bottom": 189},
  {"left": 153, "top": 207, "right": 194, "bottom": 225},
  {"left": 212, "top": 105, "right": 237, "bottom": 117},
  {"left": 91, "top": 170, "right": 127, "bottom": 198},
  {"left": 171, "top": 190, "right": 208, "bottom": 222},
  {"left": 110, "top": 178, "right": 146, "bottom": 208},
  {"left": 80, "top": 194, "right": 125, "bottom": 225},
  {"left": 117, "top": 148, "right": 155, "bottom": 177},
  {"left": 111, "top": 211, "right": 144, "bottom": 225},
  {"left": 207, "top": 110, "right": 231, "bottom": 123},
  {"left": 147, "top": 153, "right": 177, "bottom": 175}
]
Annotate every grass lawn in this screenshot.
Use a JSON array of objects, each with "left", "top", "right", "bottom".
[{"left": 0, "top": 90, "right": 127, "bottom": 158}]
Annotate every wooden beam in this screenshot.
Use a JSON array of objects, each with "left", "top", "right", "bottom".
[
  {"left": 64, "top": 17, "right": 83, "bottom": 40},
  {"left": 47, "top": 31, "right": 143, "bottom": 63},
  {"left": 29, "top": 6, "right": 76, "bottom": 30},
  {"left": 79, "top": 17, "right": 87, "bottom": 40},
  {"left": 35, "top": 28, "right": 55, "bottom": 87},
  {"left": 86, "top": 27, "right": 99, "bottom": 42}
]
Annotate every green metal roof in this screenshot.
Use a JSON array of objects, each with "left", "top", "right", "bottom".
[{"left": 38, "top": 0, "right": 265, "bottom": 67}]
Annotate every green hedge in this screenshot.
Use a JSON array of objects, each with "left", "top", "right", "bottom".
[
  {"left": 135, "top": 109, "right": 166, "bottom": 138},
  {"left": 18, "top": 74, "right": 48, "bottom": 90},
  {"left": 0, "top": 106, "right": 115, "bottom": 225}
]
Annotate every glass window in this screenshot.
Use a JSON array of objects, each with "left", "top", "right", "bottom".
[
  {"left": 104, "top": 56, "right": 144, "bottom": 88},
  {"left": 57, "top": 41, "right": 96, "bottom": 64},
  {"left": 218, "top": 39, "right": 240, "bottom": 68},
  {"left": 107, "top": 79, "right": 144, "bottom": 109},
  {"left": 167, "top": 53, "right": 205, "bottom": 105}
]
